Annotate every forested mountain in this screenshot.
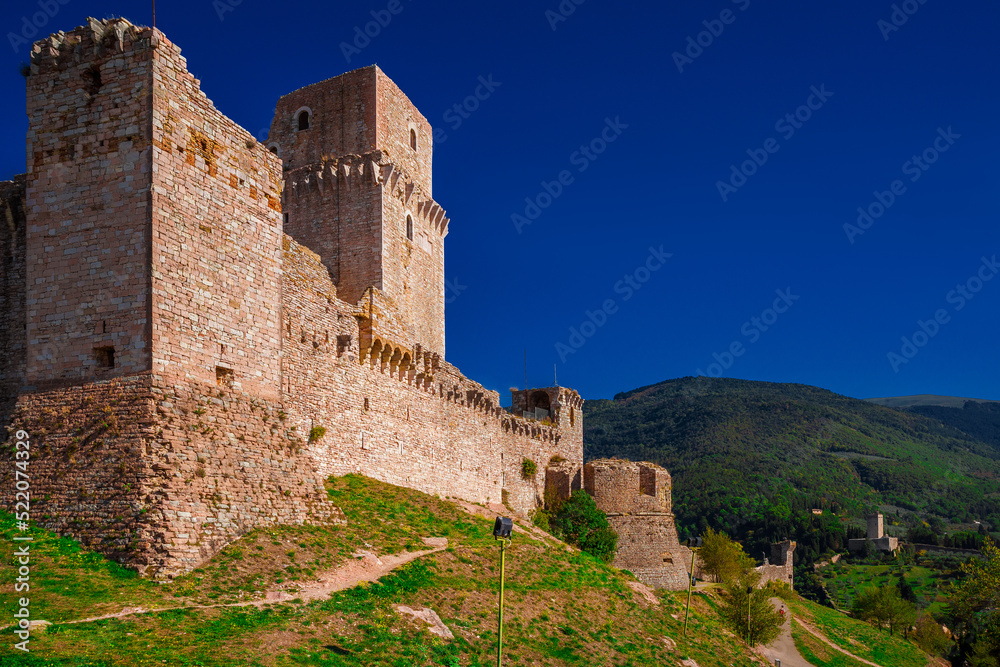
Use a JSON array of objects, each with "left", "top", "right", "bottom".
[
  {"left": 583, "top": 377, "right": 1000, "bottom": 565},
  {"left": 908, "top": 400, "right": 1000, "bottom": 452}
]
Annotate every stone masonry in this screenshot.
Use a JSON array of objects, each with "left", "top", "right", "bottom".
[
  {"left": 848, "top": 512, "right": 898, "bottom": 553},
  {"left": 0, "top": 18, "right": 583, "bottom": 577},
  {"left": 584, "top": 459, "right": 692, "bottom": 590}
]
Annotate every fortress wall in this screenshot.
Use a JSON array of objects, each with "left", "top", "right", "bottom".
[
  {"left": 281, "top": 156, "right": 384, "bottom": 302},
  {"left": 142, "top": 373, "right": 343, "bottom": 577},
  {"left": 609, "top": 514, "right": 692, "bottom": 590},
  {"left": 149, "top": 32, "right": 283, "bottom": 400},
  {"left": 0, "top": 375, "right": 154, "bottom": 568},
  {"left": 584, "top": 459, "right": 691, "bottom": 590},
  {"left": 281, "top": 238, "right": 580, "bottom": 512},
  {"left": 24, "top": 21, "right": 156, "bottom": 386},
  {"left": 0, "top": 177, "right": 27, "bottom": 439},
  {"left": 373, "top": 68, "right": 433, "bottom": 198},
  {"left": 0, "top": 371, "right": 344, "bottom": 578},
  {"left": 380, "top": 164, "right": 446, "bottom": 355}
]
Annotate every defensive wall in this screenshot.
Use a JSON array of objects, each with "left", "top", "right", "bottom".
[
  {"left": 584, "top": 459, "right": 692, "bottom": 590},
  {"left": 0, "top": 18, "right": 583, "bottom": 577}
]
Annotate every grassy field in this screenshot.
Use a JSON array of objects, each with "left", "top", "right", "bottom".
[
  {"left": 0, "top": 475, "right": 770, "bottom": 666},
  {"left": 786, "top": 596, "right": 929, "bottom": 667},
  {"left": 819, "top": 554, "right": 966, "bottom": 616}
]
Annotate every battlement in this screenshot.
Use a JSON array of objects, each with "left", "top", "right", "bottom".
[
  {"left": 584, "top": 458, "right": 673, "bottom": 515},
  {"left": 1, "top": 17, "right": 584, "bottom": 577},
  {"left": 28, "top": 17, "right": 151, "bottom": 72}
]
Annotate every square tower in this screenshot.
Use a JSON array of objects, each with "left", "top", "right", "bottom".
[
  {"left": 269, "top": 66, "right": 447, "bottom": 356},
  {"left": 24, "top": 19, "right": 283, "bottom": 397}
]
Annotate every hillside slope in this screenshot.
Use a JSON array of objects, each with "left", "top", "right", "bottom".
[
  {"left": 1, "top": 475, "right": 765, "bottom": 667},
  {"left": 583, "top": 377, "right": 1000, "bottom": 557}
]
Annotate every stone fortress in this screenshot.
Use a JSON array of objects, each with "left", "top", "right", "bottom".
[
  {"left": 848, "top": 513, "right": 899, "bottom": 553},
  {"left": 0, "top": 17, "right": 795, "bottom": 589},
  {"left": 0, "top": 17, "right": 583, "bottom": 578}
]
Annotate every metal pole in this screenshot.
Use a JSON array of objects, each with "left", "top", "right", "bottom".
[
  {"left": 497, "top": 539, "right": 508, "bottom": 667},
  {"left": 684, "top": 548, "right": 697, "bottom": 636},
  {"left": 747, "top": 586, "right": 752, "bottom": 644}
]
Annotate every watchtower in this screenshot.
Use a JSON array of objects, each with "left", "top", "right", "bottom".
[
  {"left": 269, "top": 66, "right": 447, "bottom": 356},
  {"left": 867, "top": 513, "right": 885, "bottom": 540}
]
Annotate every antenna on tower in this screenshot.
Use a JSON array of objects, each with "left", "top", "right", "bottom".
[
  {"left": 523, "top": 349, "right": 527, "bottom": 395},
  {"left": 554, "top": 363, "right": 557, "bottom": 386},
  {"left": 152, "top": 0, "right": 156, "bottom": 29}
]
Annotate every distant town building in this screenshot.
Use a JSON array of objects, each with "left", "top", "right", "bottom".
[{"left": 848, "top": 513, "right": 899, "bottom": 553}]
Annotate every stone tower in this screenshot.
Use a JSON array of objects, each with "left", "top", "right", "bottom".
[
  {"left": 583, "top": 459, "right": 691, "bottom": 590},
  {"left": 268, "top": 66, "right": 447, "bottom": 356},
  {"left": 867, "top": 512, "right": 884, "bottom": 539},
  {"left": 24, "top": 18, "right": 284, "bottom": 398}
]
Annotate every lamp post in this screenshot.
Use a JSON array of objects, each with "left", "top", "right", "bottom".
[
  {"left": 493, "top": 516, "right": 513, "bottom": 667},
  {"left": 747, "top": 584, "right": 754, "bottom": 644},
  {"left": 683, "top": 537, "right": 702, "bottom": 637}
]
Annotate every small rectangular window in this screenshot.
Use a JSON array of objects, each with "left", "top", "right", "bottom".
[
  {"left": 216, "top": 366, "right": 234, "bottom": 388},
  {"left": 94, "top": 346, "right": 115, "bottom": 368}
]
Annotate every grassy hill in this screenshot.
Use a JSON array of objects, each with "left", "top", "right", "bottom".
[
  {"left": 0, "top": 475, "right": 767, "bottom": 666},
  {"left": 0, "top": 474, "right": 941, "bottom": 666},
  {"left": 583, "top": 377, "right": 1000, "bottom": 564}
]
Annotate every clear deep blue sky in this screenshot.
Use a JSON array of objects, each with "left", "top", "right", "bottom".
[{"left": 2, "top": 1, "right": 998, "bottom": 402}]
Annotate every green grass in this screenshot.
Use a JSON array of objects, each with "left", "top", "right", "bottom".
[
  {"left": 0, "top": 475, "right": 767, "bottom": 666},
  {"left": 792, "top": 621, "right": 870, "bottom": 667},
  {"left": 787, "top": 597, "right": 929, "bottom": 667},
  {"left": 819, "top": 553, "right": 967, "bottom": 616}
]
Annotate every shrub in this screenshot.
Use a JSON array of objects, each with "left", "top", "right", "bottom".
[
  {"left": 532, "top": 510, "right": 551, "bottom": 531},
  {"left": 718, "top": 571, "right": 783, "bottom": 645},
  {"left": 698, "top": 527, "right": 755, "bottom": 584},
  {"left": 521, "top": 458, "right": 537, "bottom": 479},
  {"left": 548, "top": 490, "right": 618, "bottom": 563},
  {"left": 308, "top": 426, "right": 327, "bottom": 443}
]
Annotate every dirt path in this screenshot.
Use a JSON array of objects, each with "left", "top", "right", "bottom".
[
  {"left": 794, "top": 617, "right": 883, "bottom": 667},
  {"left": 38, "top": 538, "right": 450, "bottom": 628},
  {"left": 759, "top": 598, "right": 816, "bottom": 667}
]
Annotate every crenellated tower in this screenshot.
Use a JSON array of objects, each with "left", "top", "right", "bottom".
[{"left": 268, "top": 66, "right": 448, "bottom": 357}]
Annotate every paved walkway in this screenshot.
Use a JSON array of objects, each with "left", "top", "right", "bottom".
[{"left": 759, "top": 598, "right": 815, "bottom": 667}]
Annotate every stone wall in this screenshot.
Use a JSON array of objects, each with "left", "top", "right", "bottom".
[
  {"left": 24, "top": 20, "right": 155, "bottom": 387},
  {"left": 0, "top": 372, "right": 344, "bottom": 578},
  {"left": 280, "top": 237, "right": 581, "bottom": 513},
  {"left": 149, "top": 29, "right": 284, "bottom": 399},
  {"left": 756, "top": 540, "right": 796, "bottom": 589},
  {"left": 584, "top": 459, "right": 691, "bottom": 590},
  {"left": 0, "top": 177, "right": 27, "bottom": 440}
]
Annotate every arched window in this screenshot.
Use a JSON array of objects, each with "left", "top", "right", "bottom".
[
  {"left": 406, "top": 215, "right": 413, "bottom": 240},
  {"left": 297, "top": 110, "right": 310, "bottom": 131},
  {"left": 409, "top": 128, "right": 417, "bottom": 150},
  {"left": 268, "top": 145, "right": 278, "bottom": 155}
]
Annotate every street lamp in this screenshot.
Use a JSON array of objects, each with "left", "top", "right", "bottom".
[
  {"left": 493, "top": 517, "right": 513, "bottom": 667},
  {"left": 747, "top": 584, "right": 754, "bottom": 644},
  {"left": 683, "top": 537, "right": 702, "bottom": 637}
]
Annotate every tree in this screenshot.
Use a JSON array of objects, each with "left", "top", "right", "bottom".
[
  {"left": 718, "top": 570, "right": 783, "bottom": 646},
  {"left": 911, "top": 612, "right": 951, "bottom": 656},
  {"left": 698, "top": 527, "right": 755, "bottom": 584},
  {"left": 547, "top": 490, "right": 619, "bottom": 563},
  {"left": 850, "top": 586, "right": 915, "bottom": 635},
  {"left": 948, "top": 537, "right": 1000, "bottom": 666},
  {"left": 897, "top": 573, "right": 917, "bottom": 603}
]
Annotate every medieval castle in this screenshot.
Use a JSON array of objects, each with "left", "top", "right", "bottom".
[{"left": 0, "top": 18, "right": 792, "bottom": 590}]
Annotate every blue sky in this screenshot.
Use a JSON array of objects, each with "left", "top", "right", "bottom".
[{"left": 2, "top": 0, "right": 998, "bottom": 402}]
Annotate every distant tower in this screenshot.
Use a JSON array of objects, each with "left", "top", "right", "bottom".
[
  {"left": 771, "top": 540, "right": 797, "bottom": 566},
  {"left": 867, "top": 513, "right": 884, "bottom": 540},
  {"left": 268, "top": 66, "right": 447, "bottom": 356}
]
